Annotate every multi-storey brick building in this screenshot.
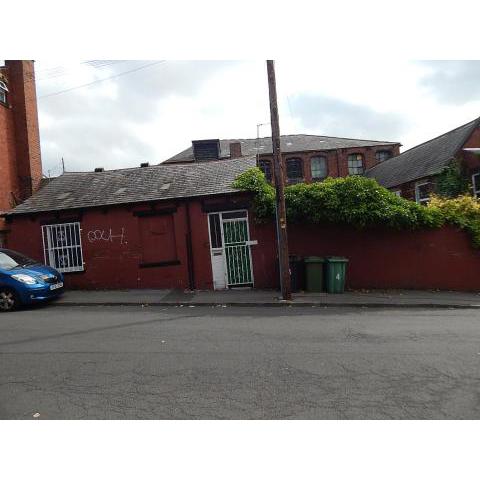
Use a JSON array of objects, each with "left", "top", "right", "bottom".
[
  {"left": 0, "top": 60, "right": 43, "bottom": 246},
  {"left": 165, "top": 135, "right": 401, "bottom": 184}
]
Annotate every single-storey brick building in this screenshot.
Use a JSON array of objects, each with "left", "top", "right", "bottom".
[{"left": 3, "top": 157, "right": 262, "bottom": 290}]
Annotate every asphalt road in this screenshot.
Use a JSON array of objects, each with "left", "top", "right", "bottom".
[{"left": 1, "top": 305, "right": 479, "bottom": 419}]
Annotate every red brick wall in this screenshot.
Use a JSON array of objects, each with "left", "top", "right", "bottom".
[
  {"left": 0, "top": 102, "right": 18, "bottom": 229},
  {"left": 7, "top": 195, "right": 480, "bottom": 292},
  {"left": 4, "top": 199, "right": 210, "bottom": 290},
  {"left": 0, "top": 61, "right": 42, "bottom": 230},
  {"left": 250, "top": 222, "right": 480, "bottom": 291}
]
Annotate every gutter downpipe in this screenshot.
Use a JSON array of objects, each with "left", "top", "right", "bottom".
[{"left": 185, "top": 199, "right": 195, "bottom": 290}]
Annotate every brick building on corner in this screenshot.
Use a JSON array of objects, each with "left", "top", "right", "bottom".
[
  {"left": 366, "top": 117, "right": 480, "bottom": 203},
  {"left": 0, "top": 60, "right": 43, "bottom": 246}
]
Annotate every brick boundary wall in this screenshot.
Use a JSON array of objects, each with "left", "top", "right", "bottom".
[{"left": 250, "top": 223, "right": 480, "bottom": 292}]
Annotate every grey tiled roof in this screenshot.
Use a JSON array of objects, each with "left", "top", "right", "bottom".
[
  {"left": 165, "top": 134, "right": 400, "bottom": 163},
  {"left": 366, "top": 118, "right": 480, "bottom": 188},
  {"left": 6, "top": 156, "right": 257, "bottom": 216}
]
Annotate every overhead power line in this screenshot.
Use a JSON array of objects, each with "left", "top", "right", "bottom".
[
  {"left": 36, "top": 60, "right": 123, "bottom": 75},
  {"left": 38, "top": 61, "right": 166, "bottom": 99},
  {"left": 21, "top": 60, "right": 129, "bottom": 85},
  {"left": 37, "top": 61, "right": 126, "bottom": 81},
  {"left": 81, "top": 60, "right": 126, "bottom": 68}
]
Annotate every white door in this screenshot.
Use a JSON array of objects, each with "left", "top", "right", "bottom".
[
  {"left": 208, "top": 210, "right": 255, "bottom": 290},
  {"left": 208, "top": 212, "right": 227, "bottom": 289},
  {"left": 211, "top": 249, "right": 227, "bottom": 290}
]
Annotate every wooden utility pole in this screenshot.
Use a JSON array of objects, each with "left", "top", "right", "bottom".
[{"left": 266, "top": 60, "right": 292, "bottom": 301}]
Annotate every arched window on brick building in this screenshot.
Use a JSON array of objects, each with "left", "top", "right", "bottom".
[
  {"left": 310, "top": 156, "right": 327, "bottom": 181},
  {"left": 286, "top": 158, "right": 303, "bottom": 183}
]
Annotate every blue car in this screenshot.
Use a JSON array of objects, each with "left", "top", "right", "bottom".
[{"left": 0, "top": 248, "right": 64, "bottom": 312}]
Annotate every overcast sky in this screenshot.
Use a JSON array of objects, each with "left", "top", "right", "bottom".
[{"left": 29, "top": 60, "right": 480, "bottom": 176}]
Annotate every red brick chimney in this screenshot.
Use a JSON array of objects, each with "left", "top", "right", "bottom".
[{"left": 5, "top": 60, "right": 43, "bottom": 200}]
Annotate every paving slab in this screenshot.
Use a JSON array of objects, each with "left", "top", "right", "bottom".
[{"left": 52, "top": 288, "right": 480, "bottom": 308}]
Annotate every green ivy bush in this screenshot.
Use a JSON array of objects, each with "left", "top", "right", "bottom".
[
  {"left": 233, "top": 167, "right": 276, "bottom": 220},
  {"left": 429, "top": 194, "right": 480, "bottom": 247},
  {"left": 233, "top": 168, "right": 444, "bottom": 230},
  {"left": 436, "top": 160, "right": 469, "bottom": 198}
]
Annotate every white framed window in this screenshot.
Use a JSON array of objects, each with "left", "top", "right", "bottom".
[
  {"left": 0, "top": 80, "right": 8, "bottom": 105},
  {"left": 415, "top": 181, "right": 431, "bottom": 205},
  {"left": 310, "top": 156, "right": 327, "bottom": 180},
  {"left": 41, "top": 222, "right": 84, "bottom": 273},
  {"left": 472, "top": 173, "right": 480, "bottom": 198},
  {"left": 348, "top": 153, "right": 364, "bottom": 175},
  {"left": 392, "top": 190, "right": 402, "bottom": 197}
]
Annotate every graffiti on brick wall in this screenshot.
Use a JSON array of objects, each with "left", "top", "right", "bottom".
[{"left": 87, "top": 227, "right": 127, "bottom": 245}]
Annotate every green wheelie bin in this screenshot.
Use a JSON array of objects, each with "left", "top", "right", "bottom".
[
  {"left": 304, "top": 257, "right": 325, "bottom": 292},
  {"left": 324, "top": 257, "right": 348, "bottom": 293}
]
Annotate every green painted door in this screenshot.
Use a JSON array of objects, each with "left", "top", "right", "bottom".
[{"left": 222, "top": 218, "right": 253, "bottom": 286}]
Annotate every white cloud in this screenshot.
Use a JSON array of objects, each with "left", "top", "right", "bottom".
[{"left": 34, "top": 59, "right": 480, "bottom": 176}]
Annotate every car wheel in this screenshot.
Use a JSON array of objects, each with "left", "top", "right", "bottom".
[{"left": 0, "top": 289, "right": 18, "bottom": 312}]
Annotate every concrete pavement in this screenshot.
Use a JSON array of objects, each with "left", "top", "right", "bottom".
[{"left": 52, "top": 288, "right": 480, "bottom": 308}]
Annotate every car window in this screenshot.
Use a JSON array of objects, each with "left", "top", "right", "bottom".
[{"left": 0, "top": 250, "right": 38, "bottom": 270}]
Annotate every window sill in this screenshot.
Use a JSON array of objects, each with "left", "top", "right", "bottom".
[{"left": 61, "top": 269, "right": 86, "bottom": 275}]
